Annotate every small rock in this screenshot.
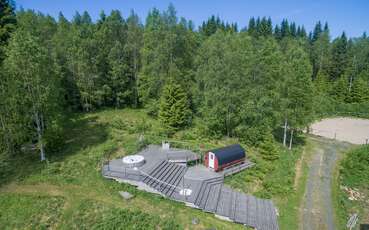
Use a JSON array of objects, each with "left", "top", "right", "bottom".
[
  {"left": 119, "top": 191, "right": 134, "bottom": 200},
  {"left": 191, "top": 217, "right": 199, "bottom": 225}
]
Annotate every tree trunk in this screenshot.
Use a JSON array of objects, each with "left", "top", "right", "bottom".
[
  {"left": 35, "top": 112, "right": 46, "bottom": 161},
  {"left": 226, "top": 107, "right": 230, "bottom": 137},
  {"left": 0, "top": 114, "right": 12, "bottom": 154},
  {"left": 283, "top": 118, "right": 288, "bottom": 146},
  {"left": 133, "top": 49, "right": 139, "bottom": 108},
  {"left": 289, "top": 129, "right": 294, "bottom": 150}
]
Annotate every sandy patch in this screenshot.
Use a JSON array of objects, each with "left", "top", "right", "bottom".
[{"left": 310, "top": 117, "right": 369, "bottom": 145}]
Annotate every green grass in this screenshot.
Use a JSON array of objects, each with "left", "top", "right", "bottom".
[
  {"left": 333, "top": 145, "right": 369, "bottom": 229},
  {"left": 224, "top": 138, "right": 309, "bottom": 230},
  {"left": 0, "top": 108, "right": 307, "bottom": 229},
  {"left": 0, "top": 194, "right": 65, "bottom": 229}
]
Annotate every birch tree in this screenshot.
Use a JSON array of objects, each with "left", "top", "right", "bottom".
[
  {"left": 283, "top": 40, "right": 314, "bottom": 149},
  {"left": 4, "top": 30, "right": 60, "bottom": 161}
]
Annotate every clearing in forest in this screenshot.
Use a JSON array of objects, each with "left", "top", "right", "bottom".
[{"left": 310, "top": 117, "right": 369, "bottom": 144}]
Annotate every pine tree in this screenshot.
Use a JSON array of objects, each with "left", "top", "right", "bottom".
[
  {"left": 274, "top": 25, "right": 282, "bottom": 40},
  {"left": 312, "top": 21, "right": 322, "bottom": 42},
  {"left": 140, "top": 5, "right": 196, "bottom": 111},
  {"left": 289, "top": 22, "right": 296, "bottom": 37},
  {"left": 259, "top": 133, "right": 279, "bottom": 161},
  {"left": 280, "top": 19, "right": 290, "bottom": 38},
  {"left": 159, "top": 81, "right": 191, "bottom": 131},
  {"left": 0, "top": 0, "right": 17, "bottom": 153},
  {"left": 257, "top": 17, "right": 272, "bottom": 37},
  {"left": 329, "top": 32, "right": 348, "bottom": 80},
  {"left": 349, "top": 77, "right": 369, "bottom": 103},
  {"left": 331, "top": 76, "right": 349, "bottom": 102},
  {"left": 296, "top": 25, "right": 307, "bottom": 38},
  {"left": 248, "top": 17, "right": 256, "bottom": 36},
  {"left": 311, "top": 24, "right": 330, "bottom": 79},
  {"left": 0, "top": 0, "right": 16, "bottom": 59},
  {"left": 125, "top": 10, "right": 143, "bottom": 107},
  {"left": 314, "top": 72, "right": 330, "bottom": 94},
  {"left": 81, "top": 11, "right": 92, "bottom": 24}
]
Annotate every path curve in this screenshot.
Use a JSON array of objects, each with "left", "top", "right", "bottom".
[{"left": 300, "top": 116, "right": 369, "bottom": 230}]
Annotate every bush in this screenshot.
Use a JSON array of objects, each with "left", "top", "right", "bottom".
[
  {"left": 340, "top": 145, "right": 369, "bottom": 188},
  {"left": 145, "top": 99, "right": 159, "bottom": 117}
]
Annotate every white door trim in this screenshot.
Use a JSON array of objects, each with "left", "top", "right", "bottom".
[{"left": 209, "top": 152, "right": 215, "bottom": 169}]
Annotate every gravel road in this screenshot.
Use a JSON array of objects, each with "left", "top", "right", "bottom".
[{"left": 301, "top": 136, "right": 351, "bottom": 230}]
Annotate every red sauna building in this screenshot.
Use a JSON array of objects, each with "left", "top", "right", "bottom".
[{"left": 204, "top": 144, "right": 246, "bottom": 172}]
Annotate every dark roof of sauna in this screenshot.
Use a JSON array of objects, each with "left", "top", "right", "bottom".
[{"left": 209, "top": 144, "right": 246, "bottom": 165}]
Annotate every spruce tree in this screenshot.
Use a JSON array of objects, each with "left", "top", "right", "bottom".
[
  {"left": 280, "top": 19, "right": 290, "bottom": 38},
  {"left": 331, "top": 76, "right": 349, "bottom": 102},
  {"left": 350, "top": 77, "right": 369, "bottom": 103},
  {"left": 274, "top": 25, "right": 282, "bottom": 40},
  {"left": 248, "top": 17, "right": 256, "bottom": 36},
  {"left": 0, "top": 0, "right": 16, "bottom": 59},
  {"left": 159, "top": 81, "right": 191, "bottom": 131},
  {"left": 312, "top": 21, "right": 322, "bottom": 42},
  {"left": 259, "top": 133, "right": 279, "bottom": 161},
  {"left": 329, "top": 32, "right": 348, "bottom": 80}
]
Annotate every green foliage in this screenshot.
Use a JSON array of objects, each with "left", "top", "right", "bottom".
[
  {"left": 259, "top": 134, "right": 279, "bottom": 161},
  {"left": 3, "top": 28, "right": 63, "bottom": 160},
  {"left": 159, "top": 81, "right": 191, "bottom": 132},
  {"left": 335, "top": 145, "right": 369, "bottom": 229},
  {"left": 0, "top": 109, "right": 246, "bottom": 229},
  {"left": 340, "top": 145, "right": 369, "bottom": 188},
  {"left": 0, "top": 194, "right": 65, "bottom": 229},
  {"left": 259, "top": 148, "right": 300, "bottom": 198},
  {"left": 348, "top": 77, "right": 369, "bottom": 103},
  {"left": 200, "top": 15, "right": 237, "bottom": 37},
  {"left": 283, "top": 39, "right": 314, "bottom": 130},
  {"left": 329, "top": 32, "right": 349, "bottom": 80},
  {"left": 331, "top": 76, "right": 349, "bottom": 102},
  {"left": 67, "top": 200, "right": 181, "bottom": 230},
  {"left": 0, "top": 0, "right": 16, "bottom": 59},
  {"left": 2, "top": 6, "right": 369, "bottom": 157},
  {"left": 139, "top": 6, "right": 198, "bottom": 109}
]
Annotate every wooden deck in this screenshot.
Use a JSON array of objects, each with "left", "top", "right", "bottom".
[{"left": 102, "top": 145, "right": 279, "bottom": 230}]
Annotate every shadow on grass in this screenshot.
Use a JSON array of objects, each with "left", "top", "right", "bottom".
[
  {"left": 0, "top": 113, "right": 109, "bottom": 187},
  {"left": 50, "top": 114, "right": 109, "bottom": 161},
  {"left": 273, "top": 127, "right": 306, "bottom": 147}
]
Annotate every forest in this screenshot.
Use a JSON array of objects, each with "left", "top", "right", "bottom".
[{"left": 1, "top": 0, "right": 369, "bottom": 163}]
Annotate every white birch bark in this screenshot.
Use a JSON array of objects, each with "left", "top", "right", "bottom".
[
  {"left": 283, "top": 118, "right": 288, "bottom": 147},
  {"left": 289, "top": 129, "right": 294, "bottom": 150}
]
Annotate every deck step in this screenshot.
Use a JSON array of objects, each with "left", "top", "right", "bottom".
[
  {"left": 142, "top": 160, "right": 187, "bottom": 197},
  {"left": 194, "top": 176, "right": 223, "bottom": 207}
]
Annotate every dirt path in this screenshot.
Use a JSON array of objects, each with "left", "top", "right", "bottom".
[{"left": 300, "top": 136, "right": 351, "bottom": 230}]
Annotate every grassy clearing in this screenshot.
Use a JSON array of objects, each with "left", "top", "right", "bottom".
[
  {"left": 333, "top": 145, "right": 369, "bottom": 229},
  {"left": 0, "top": 194, "right": 65, "bottom": 229},
  {"left": 0, "top": 108, "right": 306, "bottom": 229},
  {"left": 225, "top": 139, "right": 308, "bottom": 230}
]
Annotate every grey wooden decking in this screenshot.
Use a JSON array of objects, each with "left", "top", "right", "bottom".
[
  {"left": 221, "top": 160, "right": 255, "bottom": 177},
  {"left": 142, "top": 160, "right": 187, "bottom": 197},
  {"left": 102, "top": 145, "right": 279, "bottom": 230}
]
